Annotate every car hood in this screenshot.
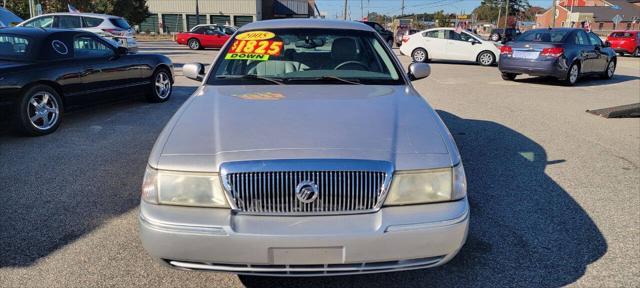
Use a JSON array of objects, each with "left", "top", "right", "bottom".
[{"left": 152, "top": 85, "right": 456, "bottom": 172}]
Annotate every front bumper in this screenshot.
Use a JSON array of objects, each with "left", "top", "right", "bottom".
[
  {"left": 499, "top": 57, "right": 567, "bottom": 79},
  {"left": 139, "top": 198, "right": 469, "bottom": 276}
]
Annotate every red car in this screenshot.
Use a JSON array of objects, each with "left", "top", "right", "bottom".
[
  {"left": 607, "top": 30, "right": 640, "bottom": 57},
  {"left": 175, "top": 26, "right": 230, "bottom": 50}
]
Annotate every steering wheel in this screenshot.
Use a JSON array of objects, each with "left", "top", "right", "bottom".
[{"left": 334, "top": 61, "right": 369, "bottom": 70}]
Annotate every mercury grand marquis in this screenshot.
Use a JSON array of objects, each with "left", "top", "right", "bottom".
[{"left": 139, "top": 19, "right": 469, "bottom": 276}]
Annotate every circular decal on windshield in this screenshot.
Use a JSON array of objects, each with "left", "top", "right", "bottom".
[
  {"left": 235, "top": 31, "right": 275, "bottom": 41},
  {"left": 51, "top": 40, "right": 68, "bottom": 55}
]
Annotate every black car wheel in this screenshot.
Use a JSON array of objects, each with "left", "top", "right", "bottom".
[
  {"left": 564, "top": 63, "right": 580, "bottom": 86},
  {"left": 490, "top": 33, "right": 500, "bottom": 42},
  {"left": 411, "top": 48, "right": 428, "bottom": 63},
  {"left": 601, "top": 60, "right": 616, "bottom": 79},
  {"left": 387, "top": 39, "right": 394, "bottom": 48},
  {"left": 501, "top": 73, "right": 517, "bottom": 81},
  {"left": 188, "top": 38, "right": 201, "bottom": 50},
  {"left": 477, "top": 51, "right": 495, "bottom": 66},
  {"left": 16, "top": 84, "right": 63, "bottom": 136},
  {"left": 634, "top": 48, "right": 640, "bottom": 57},
  {"left": 146, "top": 68, "right": 172, "bottom": 103}
]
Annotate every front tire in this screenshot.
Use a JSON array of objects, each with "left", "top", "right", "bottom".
[
  {"left": 490, "top": 33, "right": 500, "bottom": 42},
  {"left": 501, "top": 73, "right": 517, "bottom": 81},
  {"left": 15, "top": 84, "right": 63, "bottom": 136},
  {"left": 146, "top": 68, "right": 172, "bottom": 103},
  {"left": 411, "top": 48, "right": 428, "bottom": 63},
  {"left": 634, "top": 48, "right": 640, "bottom": 57},
  {"left": 477, "top": 51, "right": 495, "bottom": 66},
  {"left": 188, "top": 38, "right": 201, "bottom": 50},
  {"left": 387, "top": 39, "right": 394, "bottom": 48},
  {"left": 563, "top": 62, "right": 580, "bottom": 86}
]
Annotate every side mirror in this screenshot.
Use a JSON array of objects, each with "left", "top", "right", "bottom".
[
  {"left": 183, "top": 62, "right": 205, "bottom": 81},
  {"left": 116, "top": 46, "right": 128, "bottom": 56},
  {"left": 408, "top": 62, "right": 431, "bottom": 81}
]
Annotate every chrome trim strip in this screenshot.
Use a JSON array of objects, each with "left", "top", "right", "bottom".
[
  {"left": 384, "top": 205, "right": 469, "bottom": 233},
  {"left": 168, "top": 256, "right": 444, "bottom": 275},
  {"left": 140, "top": 214, "right": 227, "bottom": 236}
]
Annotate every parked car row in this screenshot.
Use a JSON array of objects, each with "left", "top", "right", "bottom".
[
  {"left": 0, "top": 28, "right": 173, "bottom": 136},
  {"left": 16, "top": 12, "right": 139, "bottom": 52}
]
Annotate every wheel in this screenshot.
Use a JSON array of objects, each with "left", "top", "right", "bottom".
[
  {"left": 188, "top": 38, "right": 201, "bottom": 50},
  {"left": 501, "top": 73, "right": 517, "bottom": 81},
  {"left": 634, "top": 48, "right": 640, "bottom": 57},
  {"left": 618, "top": 52, "right": 624, "bottom": 56},
  {"left": 477, "top": 51, "right": 495, "bottom": 66},
  {"left": 387, "top": 39, "right": 394, "bottom": 48},
  {"left": 15, "top": 84, "right": 63, "bottom": 136},
  {"left": 411, "top": 48, "right": 428, "bottom": 63},
  {"left": 601, "top": 60, "right": 615, "bottom": 79},
  {"left": 563, "top": 62, "right": 580, "bottom": 86},
  {"left": 146, "top": 68, "right": 172, "bottom": 103},
  {"left": 490, "top": 33, "right": 500, "bottom": 42}
]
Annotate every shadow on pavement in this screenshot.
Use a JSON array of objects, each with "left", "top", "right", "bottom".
[
  {"left": 0, "top": 86, "right": 195, "bottom": 267},
  {"left": 239, "top": 110, "right": 607, "bottom": 287}
]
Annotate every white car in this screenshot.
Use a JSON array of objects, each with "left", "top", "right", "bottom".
[
  {"left": 400, "top": 27, "right": 500, "bottom": 66},
  {"left": 18, "top": 13, "right": 138, "bottom": 52}
]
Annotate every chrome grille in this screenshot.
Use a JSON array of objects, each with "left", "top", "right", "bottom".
[{"left": 222, "top": 160, "right": 391, "bottom": 215}]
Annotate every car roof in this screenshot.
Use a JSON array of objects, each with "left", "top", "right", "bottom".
[
  {"left": 238, "top": 19, "right": 374, "bottom": 32},
  {"left": 33, "top": 12, "right": 119, "bottom": 19},
  {"left": 0, "top": 26, "right": 82, "bottom": 38}
]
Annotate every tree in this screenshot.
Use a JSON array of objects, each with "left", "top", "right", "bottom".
[
  {"left": 113, "top": 0, "right": 150, "bottom": 26},
  {"left": 434, "top": 10, "right": 450, "bottom": 27},
  {"left": 472, "top": 0, "right": 531, "bottom": 25},
  {"left": 4, "top": 0, "right": 30, "bottom": 20}
]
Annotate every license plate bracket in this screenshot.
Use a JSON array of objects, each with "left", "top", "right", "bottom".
[{"left": 513, "top": 51, "right": 539, "bottom": 59}]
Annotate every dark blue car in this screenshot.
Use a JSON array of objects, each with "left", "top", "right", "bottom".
[{"left": 498, "top": 28, "right": 617, "bottom": 85}]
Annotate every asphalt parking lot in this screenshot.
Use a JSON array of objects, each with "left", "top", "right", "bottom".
[{"left": 1, "top": 40, "right": 638, "bottom": 287}]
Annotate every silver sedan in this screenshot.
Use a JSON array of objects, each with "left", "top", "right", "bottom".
[{"left": 139, "top": 19, "right": 469, "bottom": 276}]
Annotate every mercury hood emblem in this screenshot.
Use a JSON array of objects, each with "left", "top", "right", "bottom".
[{"left": 295, "top": 180, "right": 319, "bottom": 204}]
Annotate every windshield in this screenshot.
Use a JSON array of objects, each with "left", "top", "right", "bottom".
[
  {"left": 208, "top": 28, "right": 403, "bottom": 85},
  {"left": 609, "top": 32, "right": 633, "bottom": 38},
  {"left": 516, "top": 30, "right": 569, "bottom": 42},
  {"left": 0, "top": 34, "right": 31, "bottom": 60}
]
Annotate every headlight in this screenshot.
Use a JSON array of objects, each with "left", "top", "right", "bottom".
[
  {"left": 384, "top": 163, "right": 467, "bottom": 206},
  {"left": 141, "top": 166, "right": 229, "bottom": 208}
]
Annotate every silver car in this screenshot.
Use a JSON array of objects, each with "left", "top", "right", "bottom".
[
  {"left": 140, "top": 19, "right": 469, "bottom": 276},
  {"left": 18, "top": 13, "right": 138, "bottom": 52}
]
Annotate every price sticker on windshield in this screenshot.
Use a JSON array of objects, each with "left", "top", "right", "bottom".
[{"left": 225, "top": 39, "right": 283, "bottom": 61}]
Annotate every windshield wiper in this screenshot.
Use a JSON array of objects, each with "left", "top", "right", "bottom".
[
  {"left": 216, "top": 74, "right": 284, "bottom": 85},
  {"left": 284, "top": 76, "right": 362, "bottom": 85}
]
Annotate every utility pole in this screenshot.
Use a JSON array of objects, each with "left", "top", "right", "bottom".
[
  {"left": 504, "top": 0, "right": 510, "bottom": 28},
  {"left": 551, "top": 0, "right": 557, "bottom": 27},
  {"left": 497, "top": 0, "right": 502, "bottom": 28},
  {"left": 401, "top": 0, "right": 405, "bottom": 16},
  {"left": 195, "top": 0, "right": 200, "bottom": 25},
  {"left": 360, "top": 0, "right": 363, "bottom": 20},
  {"left": 343, "top": 0, "right": 348, "bottom": 20}
]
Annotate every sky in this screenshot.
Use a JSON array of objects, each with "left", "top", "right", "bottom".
[{"left": 316, "top": 0, "right": 554, "bottom": 19}]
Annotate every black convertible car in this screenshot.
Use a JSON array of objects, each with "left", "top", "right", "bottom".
[{"left": 0, "top": 27, "right": 173, "bottom": 136}]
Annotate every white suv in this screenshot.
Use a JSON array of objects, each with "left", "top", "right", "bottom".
[{"left": 18, "top": 13, "right": 138, "bottom": 52}]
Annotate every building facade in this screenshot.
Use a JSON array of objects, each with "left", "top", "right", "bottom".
[
  {"left": 140, "top": 0, "right": 317, "bottom": 34},
  {"left": 536, "top": 0, "right": 640, "bottom": 34}
]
